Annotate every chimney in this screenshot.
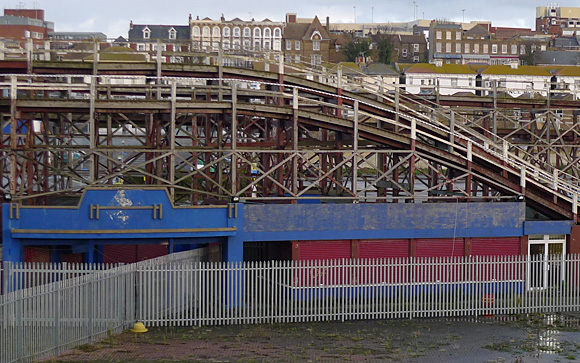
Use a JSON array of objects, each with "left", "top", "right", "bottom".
[
  {"left": 286, "top": 13, "right": 297, "bottom": 23},
  {"left": 326, "top": 16, "right": 330, "bottom": 30},
  {"left": 130, "top": 20, "right": 133, "bottom": 30}
]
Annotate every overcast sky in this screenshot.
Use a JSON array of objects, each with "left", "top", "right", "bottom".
[{"left": 6, "top": 1, "right": 553, "bottom": 38}]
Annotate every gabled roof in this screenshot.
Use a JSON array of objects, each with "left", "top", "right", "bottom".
[
  {"left": 284, "top": 16, "right": 329, "bottom": 40},
  {"left": 464, "top": 25, "right": 489, "bottom": 38},
  {"left": 390, "top": 34, "right": 426, "bottom": 45},
  {"left": 128, "top": 24, "right": 190, "bottom": 41},
  {"left": 536, "top": 51, "right": 580, "bottom": 66}
]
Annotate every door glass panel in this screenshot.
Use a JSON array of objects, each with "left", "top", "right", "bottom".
[
  {"left": 529, "top": 244, "right": 545, "bottom": 289},
  {"left": 548, "top": 243, "right": 563, "bottom": 288}
]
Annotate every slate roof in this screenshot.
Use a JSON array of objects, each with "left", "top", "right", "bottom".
[
  {"left": 536, "top": 51, "right": 580, "bottom": 66},
  {"left": 400, "top": 63, "right": 476, "bottom": 75},
  {"left": 464, "top": 25, "right": 489, "bottom": 38},
  {"left": 283, "top": 16, "right": 329, "bottom": 40},
  {"left": 128, "top": 25, "right": 190, "bottom": 41}
]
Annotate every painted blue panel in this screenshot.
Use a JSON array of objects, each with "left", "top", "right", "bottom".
[
  {"left": 243, "top": 202, "right": 525, "bottom": 237},
  {"left": 6, "top": 188, "right": 237, "bottom": 239},
  {"left": 523, "top": 220, "right": 574, "bottom": 236}
]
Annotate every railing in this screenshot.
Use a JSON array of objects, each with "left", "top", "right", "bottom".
[
  {"left": 1, "top": 252, "right": 580, "bottom": 362},
  {"left": 0, "top": 249, "right": 205, "bottom": 363},
  {"left": 137, "top": 255, "right": 580, "bottom": 326}
]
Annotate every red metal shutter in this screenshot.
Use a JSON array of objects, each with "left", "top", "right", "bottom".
[
  {"left": 415, "top": 238, "right": 465, "bottom": 257},
  {"left": 471, "top": 237, "right": 520, "bottom": 256},
  {"left": 137, "top": 244, "right": 168, "bottom": 261},
  {"left": 61, "top": 253, "right": 83, "bottom": 263},
  {"left": 103, "top": 245, "right": 138, "bottom": 264},
  {"left": 24, "top": 246, "right": 50, "bottom": 263},
  {"left": 295, "top": 240, "right": 351, "bottom": 260},
  {"left": 359, "top": 239, "right": 409, "bottom": 259}
]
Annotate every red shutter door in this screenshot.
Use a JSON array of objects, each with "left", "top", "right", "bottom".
[
  {"left": 471, "top": 237, "right": 520, "bottom": 256},
  {"left": 103, "top": 245, "right": 138, "bottom": 264},
  {"left": 359, "top": 239, "right": 410, "bottom": 284},
  {"left": 470, "top": 237, "right": 521, "bottom": 282},
  {"left": 137, "top": 244, "right": 168, "bottom": 261},
  {"left": 295, "top": 240, "right": 351, "bottom": 261},
  {"left": 415, "top": 239, "right": 465, "bottom": 283},
  {"left": 359, "top": 239, "right": 409, "bottom": 259},
  {"left": 415, "top": 238, "right": 465, "bottom": 257},
  {"left": 24, "top": 246, "right": 50, "bottom": 263},
  {"left": 294, "top": 240, "right": 351, "bottom": 287}
]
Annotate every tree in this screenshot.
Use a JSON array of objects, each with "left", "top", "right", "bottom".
[
  {"left": 375, "top": 35, "right": 393, "bottom": 65},
  {"left": 341, "top": 40, "right": 370, "bottom": 62}
]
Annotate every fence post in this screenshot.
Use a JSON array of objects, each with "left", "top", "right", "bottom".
[
  {"left": 16, "top": 289, "right": 23, "bottom": 361},
  {"left": 54, "top": 281, "right": 61, "bottom": 356}
]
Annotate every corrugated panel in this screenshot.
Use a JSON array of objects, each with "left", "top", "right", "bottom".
[
  {"left": 296, "top": 240, "right": 351, "bottom": 260},
  {"left": 24, "top": 246, "right": 50, "bottom": 263},
  {"left": 471, "top": 237, "right": 520, "bottom": 256},
  {"left": 103, "top": 245, "right": 137, "bottom": 264},
  {"left": 61, "top": 253, "right": 83, "bottom": 264},
  {"left": 136, "top": 244, "right": 168, "bottom": 261},
  {"left": 359, "top": 239, "right": 409, "bottom": 259},
  {"left": 416, "top": 238, "right": 465, "bottom": 257}
]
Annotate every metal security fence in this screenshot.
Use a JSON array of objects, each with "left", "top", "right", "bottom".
[
  {"left": 0, "top": 249, "right": 205, "bottom": 363},
  {"left": 2, "top": 252, "right": 580, "bottom": 362},
  {"left": 136, "top": 255, "right": 580, "bottom": 327}
]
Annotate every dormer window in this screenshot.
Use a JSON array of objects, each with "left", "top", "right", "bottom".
[
  {"left": 168, "top": 28, "right": 177, "bottom": 40},
  {"left": 143, "top": 27, "right": 151, "bottom": 39}
]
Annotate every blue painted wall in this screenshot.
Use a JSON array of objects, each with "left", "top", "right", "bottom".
[{"left": 2, "top": 189, "right": 574, "bottom": 263}]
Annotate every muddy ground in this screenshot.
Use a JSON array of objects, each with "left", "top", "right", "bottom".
[{"left": 43, "top": 313, "right": 580, "bottom": 362}]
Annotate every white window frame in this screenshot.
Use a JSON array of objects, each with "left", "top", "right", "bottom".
[
  {"left": 286, "top": 40, "right": 292, "bottom": 51},
  {"left": 295, "top": 41, "right": 300, "bottom": 50},
  {"left": 313, "top": 40, "right": 320, "bottom": 51},
  {"left": 168, "top": 28, "right": 177, "bottom": 40}
]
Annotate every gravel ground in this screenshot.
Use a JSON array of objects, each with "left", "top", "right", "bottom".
[{"left": 42, "top": 313, "right": 580, "bottom": 362}]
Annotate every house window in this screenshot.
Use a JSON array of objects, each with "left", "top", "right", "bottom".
[
  {"left": 233, "top": 39, "right": 241, "bottom": 49},
  {"left": 445, "top": 43, "right": 451, "bottom": 53},
  {"left": 451, "top": 78, "right": 458, "bottom": 87},
  {"left": 223, "top": 40, "right": 230, "bottom": 50},
  {"left": 286, "top": 40, "right": 292, "bottom": 50},
  {"left": 168, "top": 28, "right": 177, "bottom": 40},
  {"left": 243, "top": 40, "right": 251, "bottom": 49},
  {"left": 436, "top": 43, "right": 442, "bottom": 52},
  {"left": 243, "top": 27, "right": 251, "bottom": 37},
  {"left": 311, "top": 54, "right": 322, "bottom": 66},
  {"left": 143, "top": 27, "right": 150, "bottom": 39},
  {"left": 492, "top": 44, "right": 498, "bottom": 54},
  {"left": 253, "top": 27, "right": 261, "bottom": 38},
  {"left": 511, "top": 44, "right": 517, "bottom": 54},
  {"left": 213, "top": 27, "right": 220, "bottom": 37},
  {"left": 137, "top": 43, "right": 146, "bottom": 51},
  {"left": 273, "top": 40, "right": 281, "bottom": 51},
  {"left": 413, "top": 43, "right": 419, "bottom": 52},
  {"left": 464, "top": 43, "right": 470, "bottom": 53},
  {"left": 254, "top": 40, "right": 261, "bottom": 49},
  {"left": 263, "top": 40, "right": 271, "bottom": 50},
  {"left": 233, "top": 27, "right": 240, "bottom": 37},
  {"left": 274, "top": 28, "right": 281, "bottom": 38},
  {"left": 436, "top": 31, "right": 442, "bottom": 39},
  {"left": 295, "top": 41, "right": 300, "bottom": 50},
  {"left": 223, "top": 27, "right": 231, "bottom": 37},
  {"left": 456, "top": 43, "right": 461, "bottom": 53},
  {"left": 264, "top": 28, "right": 271, "bottom": 38},
  {"left": 483, "top": 44, "right": 489, "bottom": 53},
  {"left": 295, "top": 54, "right": 300, "bottom": 63},
  {"left": 402, "top": 48, "right": 407, "bottom": 57},
  {"left": 474, "top": 43, "right": 479, "bottom": 53},
  {"left": 413, "top": 56, "right": 420, "bottom": 62},
  {"left": 446, "top": 31, "right": 451, "bottom": 40},
  {"left": 520, "top": 45, "right": 526, "bottom": 55},
  {"left": 501, "top": 44, "right": 507, "bottom": 54},
  {"left": 456, "top": 31, "right": 461, "bottom": 40},
  {"left": 313, "top": 40, "right": 320, "bottom": 51},
  {"left": 193, "top": 26, "right": 201, "bottom": 37}
]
